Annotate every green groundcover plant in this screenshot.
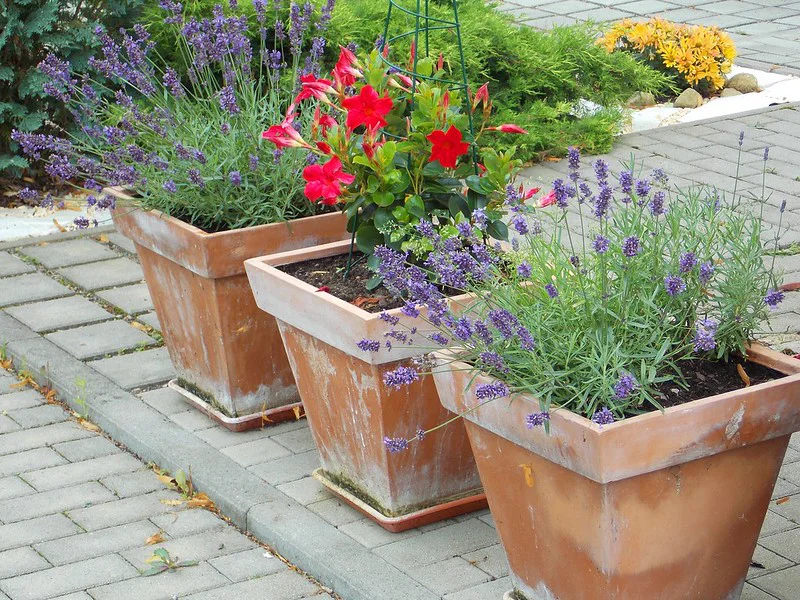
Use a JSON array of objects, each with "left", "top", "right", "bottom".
[
  {"left": 140, "top": 0, "right": 673, "bottom": 163},
  {"left": 12, "top": 0, "right": 334, "bottom": 231},
  {"left": 0, "top": 0, "right": 144, "bottom": 174},
  {"left": 357, "top": 139, "right": 785, "bottom": 451}
]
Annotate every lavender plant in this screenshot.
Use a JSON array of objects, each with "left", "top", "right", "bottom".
[
  {"left": 361, "top": 141, "right": 785, "bottom": 447},
  {"left": 11, "top": 0, "right": 336, "bottom": 232}
]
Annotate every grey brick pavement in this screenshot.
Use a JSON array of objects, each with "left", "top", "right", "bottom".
[
  {"left": 500, "top": 0, "right": 800, "bottom": 76},
  {"left": 0, "top": 382, "right": 333, "bottom": 600}
]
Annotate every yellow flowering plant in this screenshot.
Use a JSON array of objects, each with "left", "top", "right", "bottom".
[{"left": 598, "top": 18, "right": 736, "bottom": 94}]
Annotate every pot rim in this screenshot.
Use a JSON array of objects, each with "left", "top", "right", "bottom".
[
  {"left": 433, "top": 344, "right": 800, "bottom": 482},
  {"left": 245, "top": 239, "right": 472, "bottom": 364}
]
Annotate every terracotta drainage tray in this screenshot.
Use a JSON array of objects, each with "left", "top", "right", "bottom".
[
  {"left": 311, "top": 468, "right": 488, "bottom": 533},
  {"left": 167, "top": 379, "right": 304, "bottom": 432}
]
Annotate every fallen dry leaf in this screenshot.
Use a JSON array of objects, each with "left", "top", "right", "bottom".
[
  {"left": 353, "top": 296, "right": 382, "bottom": 309},
  {"left": 520, "top": 464, "right": 534, "bottom": 488},
  {"left": 145, "top": 532, "right": 166, "bottom": 545},
  {"left": 292, "top": 405, "right": 305, "bottom": 420},
  {"left": 76, "top": 417, "right": 101, "bottom": 433},
  {"left": 52, "top": 219, "right": 67, "bottom": 232},
  {"left": 160, "top": 499, "right": 185, "bottom": 507},
  {"left": 776, "top": 496, "right": 791, "bottom": 505},
  {"left": 155, "top": 472, "right": 177, "bottom": 488},
  {"left": 130, "top": 321, "right": 150, "bottom": 333},
  {"left": 98, "top": 234, "right": 109, "bottom": 243},
  {"left": 186, "top": 493, "right": 215, "bottom": 509},
  {"left": 737, "top": 364, "right": 751, "bottom": 387},
  {"left": 43, "top": 388, "right": 58, "bottom": 404}
]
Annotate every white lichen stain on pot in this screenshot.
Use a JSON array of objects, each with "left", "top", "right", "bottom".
[{"left": 725, "top": 404, "right": 746, "bottom": 440}]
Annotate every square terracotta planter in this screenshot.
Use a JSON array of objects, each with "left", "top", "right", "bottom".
[
  {"left": 433, "top": 345, "right": 800, "bottom": 600},
  {"left": 244, "top": 240, "right": 486, "bottom": 531},
  {"left": 109, "top": 190, "right": 348, "bottom": 428}
]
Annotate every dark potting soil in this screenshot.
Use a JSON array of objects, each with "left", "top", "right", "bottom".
[
  {"left": 651, "top": 358, "right": 784, "bottom": 409},
  {"left": 280, "top": 251, "right": 406, "bottom": 313}
]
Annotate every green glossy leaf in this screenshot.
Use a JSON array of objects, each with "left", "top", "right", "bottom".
[
  {"left": 356, "top": 224, "right": 383, "bottom": 255},
  {"left": 448, "top": 195, "right": 470, "bottom": 218},
  {"left": 487, "top": 219, "right": 509, "bottom": 241},
  {"left": 392, "top": 205, "right": 410, "bottom": 222},
  {"left": 373, "top": 207, "right": 394, "bottom": 232},
  {"left": 405, "top": 195, "right": 426, "bottom": 219},
  {"left": 366, "top": 275, "right": 383, "bottom": 291},
  {"left": 372, "top": 191, "right": 395, "bottom": 207},
  {"left": 141, "top": 565, "right": 169, "bottom": 577}
]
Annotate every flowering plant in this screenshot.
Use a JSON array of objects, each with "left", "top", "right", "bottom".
[
  {"left": 263, "top": 46, "right": 531, "bottom": 259},
  {"left": 598, "top": 18, "right": 736, "bottom": 93},
  {"left": 361, "top": 141, "right": 785, "bottom": 449},
  {"left": 12, "top": 0, "right": 336, "bottom": 232}
]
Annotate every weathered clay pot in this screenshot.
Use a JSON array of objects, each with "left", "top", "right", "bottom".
[
  {"left": 244, "top": 240, "right": 486, "bottom": 530},
  {"left": 433, "top": 345, "right": 800, "bottom": 600},
  {"left": 110, "top": 191, "right": 348, "bottom": 428}
]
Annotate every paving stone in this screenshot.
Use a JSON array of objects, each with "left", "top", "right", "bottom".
[
  {"left": 0, "top": 554, "right": 137, "bottom": 600},
  {"left": 46, "top": 320, "right": 155, "bottom": 360},
  {"left": 68, "top": 490, "right": 184, "bottom": 531},
  {"left": 100, "top": 468, "right": 163, "bottom": 499},
  {"left": 271, "top": 426, "right": 317, "bottom": 454},
  {"left": 221, "top": 437, "right": 293, "bottom": 467},
  {"left": 139, "top": 386, "right": 190, "bottom": 416},
  {"left": 375, "top": 520, "right": 498, "bottom": 570},
  {"left": 761, "top": 527, "right": 800, "bottom": 562},
  {"left": 136, "top": 311, "right": 160, "bottom": 331},
  {"left": 149, "top": 506, "right": 223, "bottom": 538},
  {"left": 0, "top": 421, "right": 93, "bottom": 456},
  {"left": 408, "top": 557, "right": 492, "bottom": 596},
  {"left": 276, "top": 476, "right": 333, "bottom": 506},
  {"left": 22, "top": 453, "right": 141, "bottom": 492},
  {"left": 95, "top": 283, "right": 153, "bottom": 315},
  {"left": 748, "top": 544, "right": 793, "bottom": 579},
  {"left": 442, "top": 576, "right": 512, "bottom": 600},
  {"left": 780, "top": 461, "right": 800, "bottom": 488},
  {"left": 50, "top": 593, "right": 93, "bottom": 600},
  {"left": 0, "top": 374, "right": 20, "bottom": 395},
  {"left": 0, "top": 476, "right": 34, "bottom": 501},
  {"left": 196, "top": 419, "right": 306, "bottom": 449},
  {"left": 0, "top": 513, "right": 81, "bottom": 552},
  {"left": 751, "top": 564, "right": 800, "bottom": 599},
  {"left": 5, "top": 404, "right": 67, "bottom": 429},
  {"left": 0, "top": 447, "right": 66, "bottom": 478},
  {"left": 741, "top": 582, "right": 778, "bottom": 600},
  {"left": 52, "top": 436, "right": 121, "bottom": 462},
  {"left": 88, "top": 561, "right": 228, "bottom": 600},
  {"left": 0, "top": 415, "right": 19, "bottom": 434},
  {"left": 0, "top": 547, "right": 50, "bottom": 580},
  {"left": 19, "top": 239, "right": 118, "bottom": 269},
  {"left": 121, "top": 526, "right": 256, "bottom": 567},
  {"left": 462, "top": 544, "right": 510, "bottom": 579},
  {"left": 169, "top": 409, "right": 217, "bottom": 432},
  {"left": 338, "top": 517, "right": 422, "bottom": 549},
  {"left": 0, "top": 390, "right": 41, "bottom": 412},
  {"left": 34, "top": 520, "right": 161, "bottom": 566},
  {"left": 208, "top": 548, "right": 285, "bottom": 582},
  {"left": 183, "top": 569, "right": 321, "bottom": 600},
  {"left": 4, "top": 296, "right": 113, "bottom": 333},
  {"left": 0, "top": 273, "right": 73, "bottom": 307},
  {"left": 0, "top": 482, "right": 115, "bottom": 523},
  {"left": 105, "top": 232, "right": 136, "bottom": 254},
  {"left": 249, "top": 450, "right": 320, "bottom": 485},
  {"left": 0, "top": 252, "right": 34, "bottom": 277},
  {"left": 89, "top": 347, "right": 174, "bottom": 389},
  {"left": 307, "top": 497, "right": 362, "bottom": 527},
  {"left": 58, "top": 257, "right": 143, "bottom": 291}
]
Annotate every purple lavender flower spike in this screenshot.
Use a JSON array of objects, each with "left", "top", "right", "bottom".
[
  {"left": 430, "top": 333, "right": 449, "bottom": 346},
  {"left": 648, "top": 190, "right": 666, "bottom": 216},
  {"left": 383, "top": 436, "right": 409, "bottom": 453},
  {"left": 699, "top": 261, "right": 714, "bottom": 285},
  {"left": 17, "top": 188, "right": 38, "bottom": 201},
  {"left": 473, "top": 208, "right": 488, "bottom": 231},
  {"left": 693, "top": 318, "right": 718, "bottom": 352},
  {"left": 593, "top": 159, "right": 609, "bottom": 183},
  {"left": 764, "top": 147, "right": 770, "bottom": 162},
  {"left": 765, "top": 289, "right": 784, "bottom": 309},
  {"left": 510, "top": 213, "right": 528, "bottom": 235},
  {"left": 383, "top": 366, "right": 419, "bottom": 389},
  {"left": 218, "top": 86, "right": 240, "bottom": 115},
  {"left": 664, "top": 274, "right": 686, "bottom": 297},
  {"left": 592, "top": 235, "right": 610, "bottom": 254},
  {"left": 456, "top": 221, "right": 473, "bottom": 238},
  {"left": 613, "top": 373, "right": 638, "bottom": 399},
  {"left": 621, "top": 236, "right": 641, "bottom": 258},
  {"left": 357, "top": 339, "right": 381, "bottom": 352},
  {"left": 163, "top": 180, "right": 177, "bottom": 193},
  {"left": 517, "top": 261, "right": 532, "bottom": 278},
  {"left": 249, "top": 154, "right": 259, "bottom": 171},
  {"left": 517, "top": 326, "right": 536, "bottom": 351},
  {"left": 738, "top": 130, "right": 744, "bottom": 147},
  {"left": 415, "top": 428, "right": 426, "bottom": 441},
  {"left": 163, "top": 67, "right": 184, "bottom": 97},
  {"left": 526, "top": 411, "right": 550, "bottom": 428},
  {"left": 489, "top": 309, "right": 520, "bottom": 339},
  {"left": 74, "top": 216, "right": 90, "bottom": 229},
  {"left": 679, "top": 252, "right": 697, "bottom": 273},
  {"left": 591, "top": 407, "right": 615, "bottom": 426},
  {"left": 475, "top": 381, "right": 510, "bottom": 400},
  {"left": 188, "top": 168, "right": 204, "bottom": 188},
  {"left": 479, "top": 351, "right": 509, "bottom": 374},
  {"left": 651, "top": 168, "right": 668, "bottom": 185},
  {"left": 619, "top": 170, "right": 633, "bottom": 194},
  {"left": 379, "top": 311, "right": 400, "bottom": 326},
  {"left": 544, "top": 283, "right": 558, "bottom": 299}
]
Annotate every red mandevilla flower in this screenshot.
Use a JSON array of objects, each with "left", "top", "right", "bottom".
[
  {"left": 333, "top": 46, "right": 360, "bottom": 88},
  {"left": 426, "top": 125, "right": 470, "bottom": 169},
  {"left": 487, "top": 124, "right": 528, "bottom": 134},
  {"left": 295, "top": 73, "right": 335, "bottom": 104},
  {"left": 342, "top": 85, "right": 393, "bottom": 131},
  {"left": 262, "top": 109, "right": 309, "bottom": 149},
  {"left": 302, "top": 157, "right": 355, "bottom": 206}
]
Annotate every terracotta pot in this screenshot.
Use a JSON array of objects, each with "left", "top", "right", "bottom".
[
  {"left": 244, "top": 240, "right": 486, "bottom": 530},
  {"left": 433, "top": 345, "right": 800, "bottom": 600},
  {"left": 110, "top": 190, "right": 348, "bottom": 428}
]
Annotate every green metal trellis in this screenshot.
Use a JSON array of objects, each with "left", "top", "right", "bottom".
[{"left": 378, "top": 0, "right": 477, "bottom": 167}]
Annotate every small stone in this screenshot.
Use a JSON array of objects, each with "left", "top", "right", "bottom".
[
  {"left": 627, "top": 91, "right": 656, "bottom": 108},
  {"left": 720, "top": 88, "right": 743, "bottom": 98},
  {"left": 674, "top": 88, "right": 703, "bottom": 108},
  {"left": 727, "top": 73, "right": 759, "bottom": 93}
]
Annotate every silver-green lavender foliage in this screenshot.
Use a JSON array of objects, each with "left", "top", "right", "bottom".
[
  {"left": 370, "top": 144, "right": 785, "bottom": 426},
  {"left": 13, "top": 0, "right": 335, "bottom": 232}
]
